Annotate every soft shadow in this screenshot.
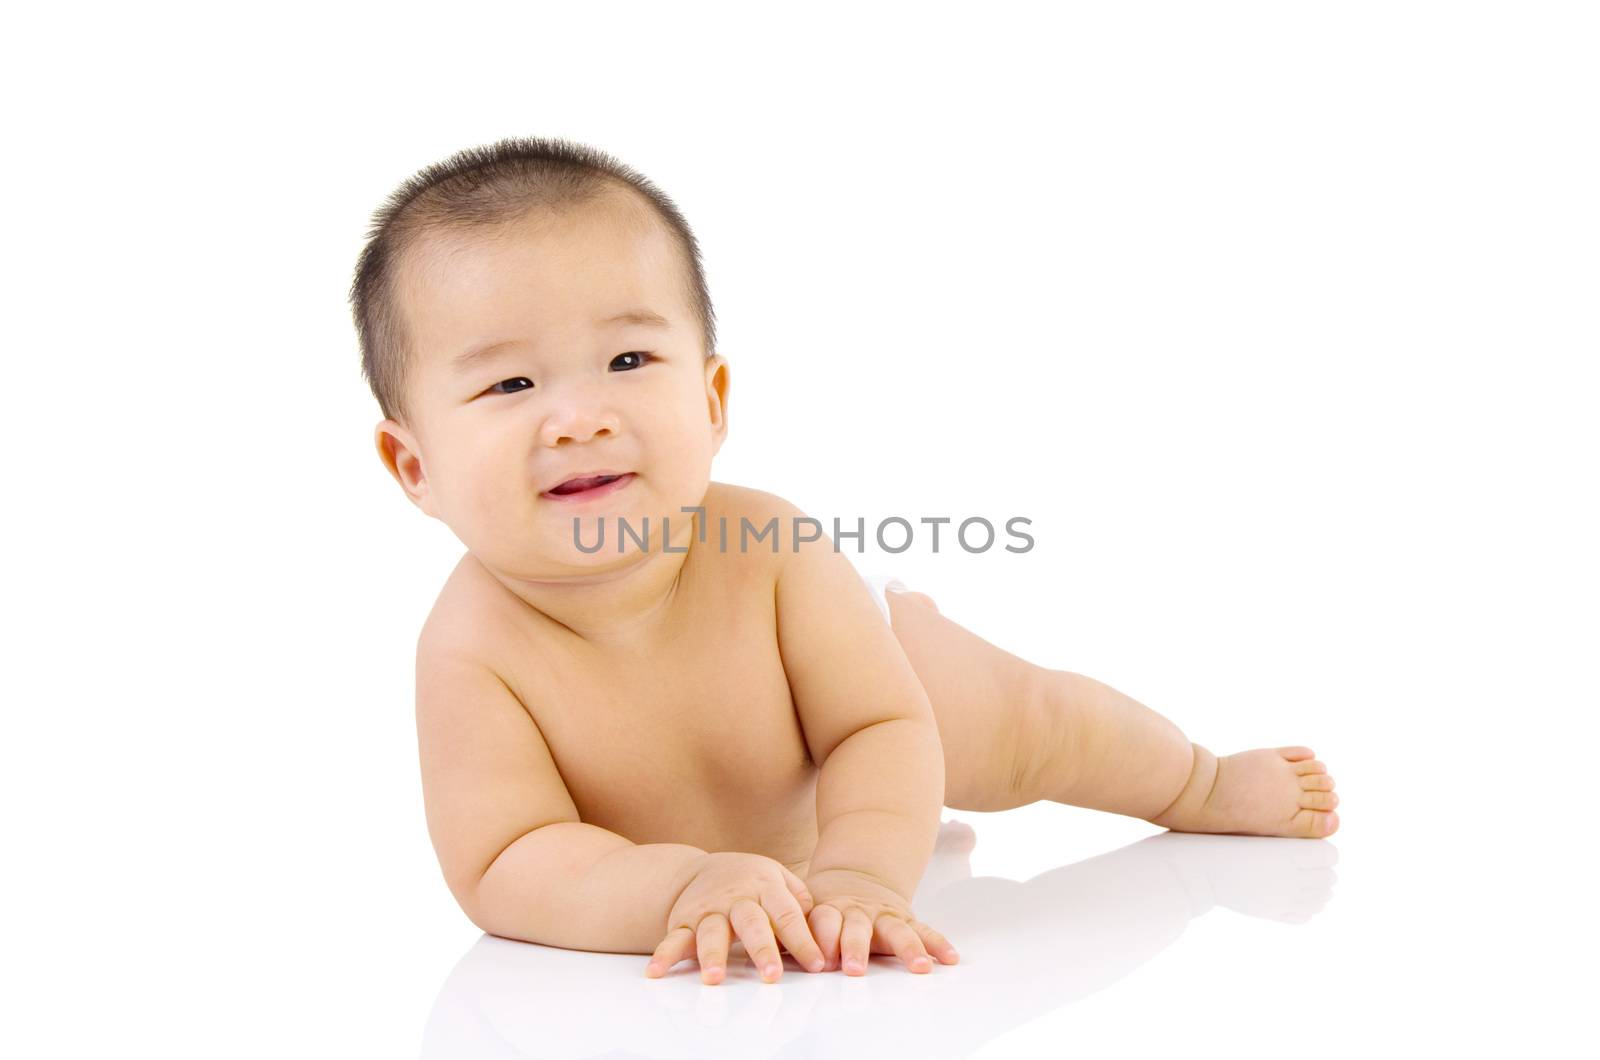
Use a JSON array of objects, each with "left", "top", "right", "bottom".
[{"left": 419, "top": 822, "right": 1338, "bottom": 1059}]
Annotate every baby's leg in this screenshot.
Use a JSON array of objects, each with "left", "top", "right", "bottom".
[
  {"left": 885, "top": 589, "right": 1339, "bottom": 837},
  {"left": 1041, "top": 671, "right": 1340, "bottom": 838}
]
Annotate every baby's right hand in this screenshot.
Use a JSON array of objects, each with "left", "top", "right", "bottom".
[{"left": 646, "top": 852, "right": 828, "bottom": 984}]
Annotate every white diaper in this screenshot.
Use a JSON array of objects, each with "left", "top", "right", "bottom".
[{"left": 858, "top": 571, "right": 910, "bottom": 625}]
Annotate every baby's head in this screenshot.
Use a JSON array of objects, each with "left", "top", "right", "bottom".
[{"left": 349, "top": 137, "right": 730, "bottom": 580}]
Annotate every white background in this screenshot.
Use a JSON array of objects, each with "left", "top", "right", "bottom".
[{"left": 5, "top": 2, "right": 1596, "bottom": 1056}]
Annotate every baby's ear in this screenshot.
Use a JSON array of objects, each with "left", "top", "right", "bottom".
[
  {"left": 374, "top": 419, "right": 438, "bottom": 518},
  {"left": 704, "top": 354, "right": 730, "bottom": 441}
]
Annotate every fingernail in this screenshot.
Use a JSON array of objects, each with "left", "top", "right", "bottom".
[
  {"left": 845, "top": 959, "right": 863, "bottom": 973},
  {"left": 808, "top": 957, "right": 825, "bottom": 972},
  {"left": 913, "top": 956, "right": 930, "bottom": 970},
  {"left": 763, "top": 963, "right": 779, "bottom": 979}
]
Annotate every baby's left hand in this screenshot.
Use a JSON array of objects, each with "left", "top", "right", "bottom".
[{"left": 802, "top": 868, "right": 961, "bottom": 975}]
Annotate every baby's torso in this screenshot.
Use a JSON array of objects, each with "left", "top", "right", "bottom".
[{"left": 450, "top": 484, "right": 820, "bottom": 874}]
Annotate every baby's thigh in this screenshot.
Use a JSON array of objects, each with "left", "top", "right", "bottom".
[{"left": 884, "top": 589, "right": 1050, "bottom": 812}]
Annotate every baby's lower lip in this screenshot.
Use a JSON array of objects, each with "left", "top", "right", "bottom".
[{"left": 540, "top": 472, "right": 636, "bottom": 502}]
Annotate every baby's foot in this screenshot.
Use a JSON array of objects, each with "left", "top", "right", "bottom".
[{"left": 1150, "top": 745, "right": 1339, "bottom": 838}]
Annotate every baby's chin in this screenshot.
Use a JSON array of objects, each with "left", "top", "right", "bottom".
[
  {"left": 472, "top": 526, "right": 682, "bottom": 579},
  {"left": 538, "top": 496, "right": 705, "bottom": 545},
  {"left": 480, "top": 549, "right": 671, "bottom": 587},
  {"left": 459, "top": 488, "right": 708, "bottom": 572}
]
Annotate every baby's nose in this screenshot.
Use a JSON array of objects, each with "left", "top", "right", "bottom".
[
  {"left": 542, "top": 416, "right": 617, "bottom": 446},
  {"left": 538, "top": 388, "right": 621, "bottom": 446},
  {"left": 540, "top": 422, "right": 608, "bottom": 445}
]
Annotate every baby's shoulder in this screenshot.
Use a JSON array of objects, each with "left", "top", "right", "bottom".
[
  {"left": 414, "top": 553, "right": 521, "bottom": 665},
  {"left": 701, "top": 481, "right": 813, "bottom": 537},
  {"left": 702, "top": 480, "right": 798, "bottom": 517},
  {"left": 698, "top": 481, "right": 814, "bottom": 574}
]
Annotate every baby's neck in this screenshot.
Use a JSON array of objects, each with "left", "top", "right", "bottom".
[{"left": 482, "top": 524, "right": 699, "bottom": 650}]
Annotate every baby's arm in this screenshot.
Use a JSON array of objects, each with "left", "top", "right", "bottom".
[
  {"left": 772, "top": 509, "right": 945, "bottom": 897},
  {"left": 771, "top": 505, "right": 962, "bottom": 974},
  {"left": 416, "top": 631, "right": 708, "bottom": 954}
]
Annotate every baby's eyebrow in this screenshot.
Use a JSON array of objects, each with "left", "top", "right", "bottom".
[{"left": 451, "top": 309, "right": 671, "bottom": 373}]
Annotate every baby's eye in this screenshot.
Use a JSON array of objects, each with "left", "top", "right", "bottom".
[
  {"left": 487, "top": 377, "right": 534, "bottom": 395},
  {"left": 611, "top": 351, "right": 654, "bottom": 371}
]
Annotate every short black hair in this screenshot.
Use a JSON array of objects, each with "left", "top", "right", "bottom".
[{"left": 348, "top": 136, "right": 718, "bottom": 424}]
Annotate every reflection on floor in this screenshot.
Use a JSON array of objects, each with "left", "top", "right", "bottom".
[{"left": 421, "top": 822, "right": 1338, "bottom": 1058}]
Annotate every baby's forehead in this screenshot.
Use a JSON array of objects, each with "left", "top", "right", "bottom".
[
  {"left": 446, "top": 190, "right": 658, "bottom": 253},
  {"left": 412, "top": 209, "right": 643, "bottom": 296},
  {"left": 400, "top": 209, "right": 689, "bottom": 363},
  {"left": 410, "top": 196, "right": 674, "bottom": 295}
]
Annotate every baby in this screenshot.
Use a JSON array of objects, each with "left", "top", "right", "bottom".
[{"left": 350, "top": 136, "right": 1339, "bottom": 987}]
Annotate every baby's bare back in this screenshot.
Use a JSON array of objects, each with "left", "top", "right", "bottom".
[{"left": 434, "top": 484, "right": 821, "bottom": 876}]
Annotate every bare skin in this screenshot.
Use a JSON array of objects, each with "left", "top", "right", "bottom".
[
  {"left": 422, "top": 480, "right": 1338, "bottom": 984},
  {"left": 428, "top": 482, "right": 832, "bottom": 879},
  {"left": 376, "top": 189, "right": 1338, "bottom": 987},
  {"left": 879, "top": 588, "right": 1339, "bottom": 839}
]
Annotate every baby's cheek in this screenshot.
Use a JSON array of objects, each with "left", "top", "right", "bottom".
[
  {"left": 470, "top": 481, "right": 528, "bottom": 543},
  {"left": 460, "top": 455, "right": 518, "bottom": 512},
  {"left": 465, "top": 477, "right": 502, "bottom": 522},
  {"left": 431, "top": 466, "right": 501, "bottom": 545}
]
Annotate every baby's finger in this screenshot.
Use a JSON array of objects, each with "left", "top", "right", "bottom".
[
  {"left": 729, "top": 896, "right": 784, "bottom": 982},
  {"left": 840, "top": 909, "right": 874, "bottom": 975},
  {"left": 808, "top": 904, "right": 844, "bottom": 971},
  {"left": 696, "top": 912, "right": 731, "bottom": 985},
  {"left": 875, "top": 916, "right": 934, "bottom": 974},
  {"left": 762, "top": 878, "right": 825, "bottom": 973},
  {"left": 645, "top": 926, "right": 695, "bottom": 977},
  {"left": 778, "top": 865, "right": 815, "bottom": 915},
  {"left": 909, "top": 918, "right": 961, "bottom": 964}
]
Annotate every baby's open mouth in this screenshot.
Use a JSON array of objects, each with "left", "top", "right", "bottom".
[{"left": 542, "top": 472, "right": 635, "bottom": 499}]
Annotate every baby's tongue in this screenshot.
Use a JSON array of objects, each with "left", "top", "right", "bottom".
[{"left": 551, "top": 475, "right": 612, "bottom": 495}]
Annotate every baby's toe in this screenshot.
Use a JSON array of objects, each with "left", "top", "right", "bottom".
[
  {"left": 1292, "top": 758, "right": 1328, "bottom": 777},
  {"left": 1299, "top": 790, "right": 1339, "bottom": 812},
  {"left": 1290, "top": 808, "right": 1340, "bottom": 837},
  {"left": 1299, "top": 773, "right": 1336, "bottom": 792},
  {"left": 1278, "top": 746, "right": 1317, "bottom": 762}
]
